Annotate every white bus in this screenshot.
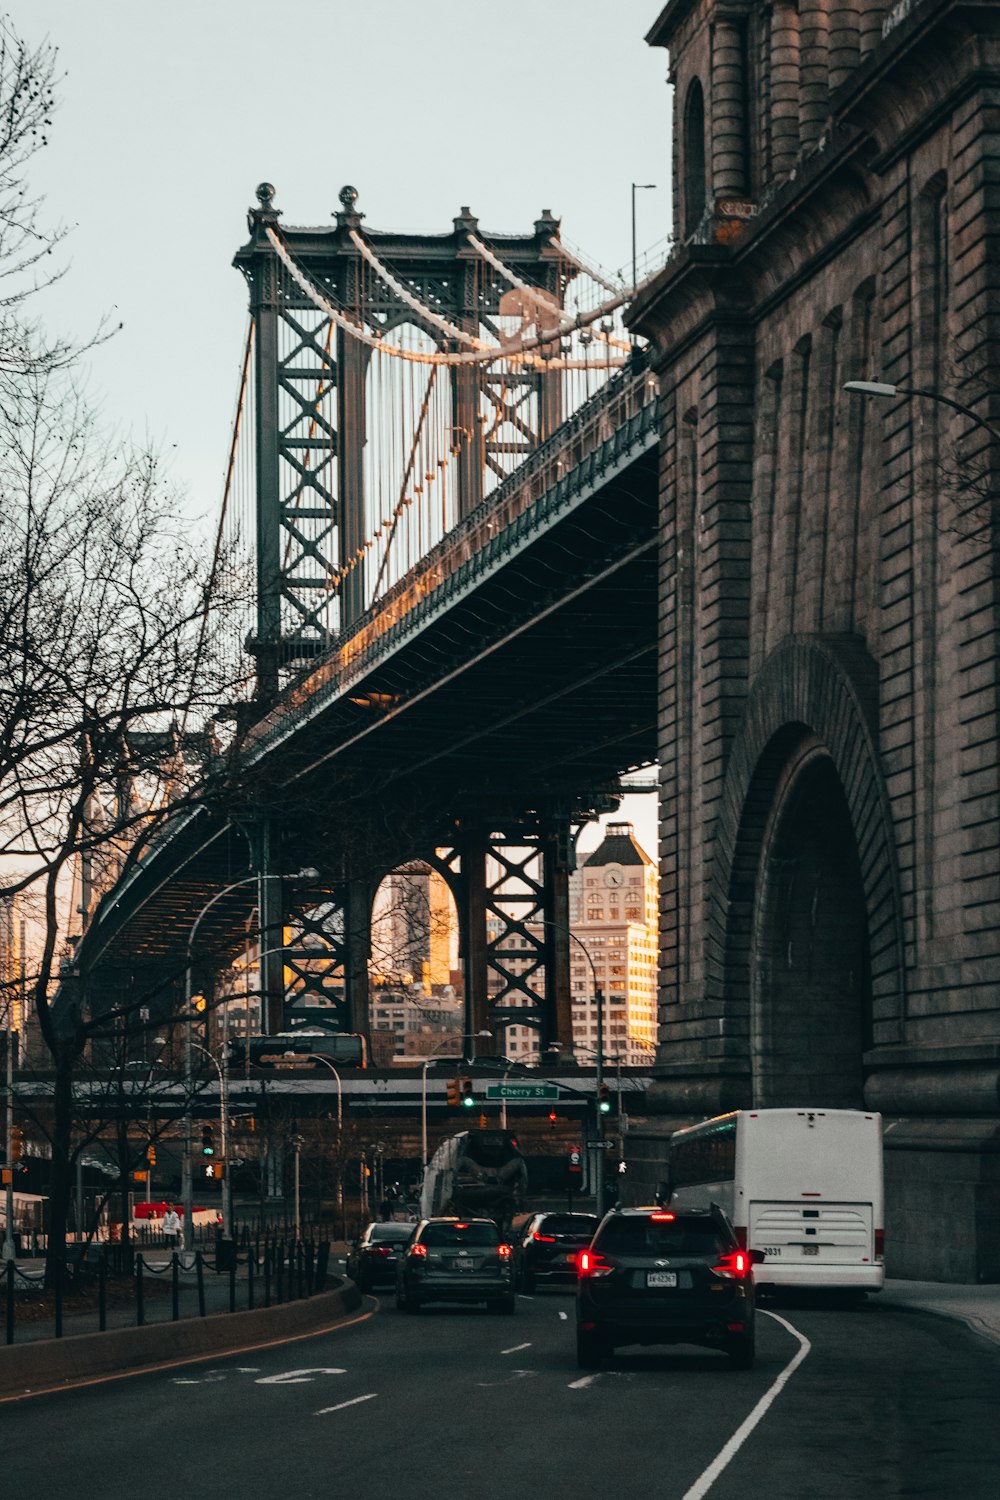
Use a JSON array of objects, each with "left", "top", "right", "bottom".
[{"left": 663, "top": 1108, "right": 884, "bottom": 1292}]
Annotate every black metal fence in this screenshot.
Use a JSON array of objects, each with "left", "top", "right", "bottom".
[{"left": 3, "top": 1234, "right": 331, "bottom": 1346}]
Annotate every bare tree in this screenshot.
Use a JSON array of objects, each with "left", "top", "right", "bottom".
[{"left": 0, "top": 360, "right": 251, "bottom": 1279}]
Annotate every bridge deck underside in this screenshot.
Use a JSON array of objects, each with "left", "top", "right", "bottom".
[{"left": 85, "top": 441, "right": 660, "bottom": 968}]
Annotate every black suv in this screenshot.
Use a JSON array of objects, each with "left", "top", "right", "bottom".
[
  {"left": 346, "top": 1221, "right": 416, "bottom": 1292},
  {"left": 396, "top": 1218, "right": 515, "bottom": 1314},
  {"left": 576, "top": 1206, "right": 761, "bottom": 1369},
  {"left": 517, "top": 1212, "right": 599, "bottom": 1292}
]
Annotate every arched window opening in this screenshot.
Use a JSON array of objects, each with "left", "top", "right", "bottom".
[{"left": 684, "top": 79, "right": 707, "bottom": 234}]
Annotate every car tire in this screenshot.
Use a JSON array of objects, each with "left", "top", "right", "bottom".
[
  {"left": 500, "top": 1292, "right": 516, "bottom": 1314},
  {"left": 521, "top": 1267, "right": 536, "bottom": 1295},
  {"left": 576, "top": 1326, "right": 607, "bottom": 1369},
  {"left": 727, "top": 1338, "right": 755, "bottom": 1370}
]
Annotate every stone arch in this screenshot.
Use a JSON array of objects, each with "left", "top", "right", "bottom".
[{"left": 708, "top": 636, "right": 905, "bottom": 1103}]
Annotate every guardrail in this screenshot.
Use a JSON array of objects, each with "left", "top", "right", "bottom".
[{"left": 3, "top": 1233, "right": 331, "bottom": 1346}]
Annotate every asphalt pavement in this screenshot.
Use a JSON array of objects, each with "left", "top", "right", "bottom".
[{"left": 3, "top": 1277, "right": 999, "bottom": 1499}]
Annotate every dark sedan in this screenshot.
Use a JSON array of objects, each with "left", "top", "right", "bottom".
[
  {"left": 346, "top": 1221, "right": 415, "bottom": 1292},
  {"left": 516, "top": 1212, "right": 599, "bottom": 1292}
]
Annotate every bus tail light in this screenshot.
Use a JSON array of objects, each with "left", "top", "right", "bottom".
[{"left": 875, "top": 1229, "right": 884, "bottom": 1261}]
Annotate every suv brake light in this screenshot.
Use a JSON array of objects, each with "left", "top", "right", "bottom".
[
  {"left": 577, "top": 1249, "right": 613, "bottom": 1278},
  {"left": 498, "top": 1243, "right": 512, "bottom": 1259},
  {"left": 711, "top": 1250, "right": 751, "bottom": 1279},
  {"left": 409, "top": 1243, "right": 428, "bottom": 1258},
  {"left": 650, "top": 1211, "right": 675, "bottom": 1221},
  {"left": 533, "top": 1232, "right": 557, "bottom": 1243}
]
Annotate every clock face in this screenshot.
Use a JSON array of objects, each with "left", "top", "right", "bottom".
[{"left": 603, "top": 866, "right": 624, "bottom": 889}]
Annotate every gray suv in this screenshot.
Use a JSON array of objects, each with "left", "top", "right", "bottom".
[{"left": 396, "top": 1217, "right": 516, "bottom": 1314}]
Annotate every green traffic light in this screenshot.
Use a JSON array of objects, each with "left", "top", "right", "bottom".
[
  {"left": 462, "top": 1095, "right": 475, "bottom": 1107},
  {"left": 599, "top": 1100, "right": 611, "bottom": 1114}
]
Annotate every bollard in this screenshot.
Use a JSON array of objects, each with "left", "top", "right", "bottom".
[
  {"left": 135, "top": 1256, "right": 145, "bottom": 1327},
  {"left": 5, "top": 1258, "right": 14, "bottom": 1346},
  {"left": 196, "top": 1251, "right": 206, "bottom": 1317},
  {"left": 247, "top": 1249, "right": 255, "bottom": 1311},
  {"left": 264, "top": 1245, "right": 272, "bottom": 1309},
  {"left": 54, "top": 1259, "right": 63, "bottom": 1338},
  {"left": 229, "top": 1254, "right": 237, "bottom": 1314},
  {"left": 99, "top": 1248, "right": 107, "bottom": 1332},
  {"left": 171, "top": 1252, "right": 180, "bottom": 1321}
]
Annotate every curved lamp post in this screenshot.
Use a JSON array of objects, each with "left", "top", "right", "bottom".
[
  {"left": 844, "top": 380, "right": 1000, "bottom": 443},
  {"left": 182, "top": 866, "right": 319, "bottom": 1249}
]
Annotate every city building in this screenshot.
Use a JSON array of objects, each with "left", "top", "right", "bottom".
[{"left": 504, "top": 822, "right": 659, "bottom": 1065}]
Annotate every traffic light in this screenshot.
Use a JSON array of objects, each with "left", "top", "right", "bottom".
[
  {"left": 460, "top": 1076, "right": 475, "bottom": 1108},
  {"left": 201, "top": 1124, "right": 215, "bottom": 1156},
  {"left": 446, "top": 1077, "right": 461, "bottom": 1107},
  {"left": 9, "top": 1125, "right": 24, "bottom": 1162},
  {"left": 598, "top": 1083, "right": 612, "bottom": 1114},
  {"left": 147, "top": 1144, "right": 157, "bottom": 1167},
  {"left": 548, "top": 1109, "right": 558, "bottom": 1128}
]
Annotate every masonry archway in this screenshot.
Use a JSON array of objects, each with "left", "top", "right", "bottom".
[
  {"left": 751, "top": 733, "right": 869, "bottom": 1107},
  {"left": 709, "top": 637, "right": 905, "bottom": 1110}
]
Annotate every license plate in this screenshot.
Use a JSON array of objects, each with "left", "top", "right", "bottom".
[
  {"left": 647, "top": 1271, "right": 678, "bottom": 1288},
  {"left": 452, "top": 1260, "right": 476, "bottom": 1271},
  {"left": 802, "top": 1245, "right": 819, "bottom": 1256}
]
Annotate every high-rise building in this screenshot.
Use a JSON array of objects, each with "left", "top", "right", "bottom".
[{"left": 505, "top": 821, "right": 658, "bottom": 1065}]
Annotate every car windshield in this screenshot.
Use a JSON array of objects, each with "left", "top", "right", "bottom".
[
  {"left": 421, "top": 1222, "right": 500, "bottom": 1248},
  {"left": 540, "top": 1215, "right": 598, "bottom": 1236},
  {"left": 367, "top": 1224, "right": 413, "bottom": 1243},
  {"left": 596, "top": 1216, "right": 730, "bottom": 1258}
]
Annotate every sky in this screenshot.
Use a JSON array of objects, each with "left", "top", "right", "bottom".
[{"left": 12, "top": 0, "right": 668, "bottom": 857}]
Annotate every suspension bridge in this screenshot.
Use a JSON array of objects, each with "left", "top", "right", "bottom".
[{"left": 72, "top": 185, "right": 667, "bottom": 1058}]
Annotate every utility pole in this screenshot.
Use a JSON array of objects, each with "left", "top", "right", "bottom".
[{"left": 3, "top": 1004, "right": 14, "bottom": 1260}]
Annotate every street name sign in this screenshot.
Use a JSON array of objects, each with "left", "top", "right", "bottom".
[{"left": 486, "top": 1083, "right": 559, "bottom": 1101}]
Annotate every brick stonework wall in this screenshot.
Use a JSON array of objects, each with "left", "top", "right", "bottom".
[{"left": 633, "top": 0, "right": 1000, "bottom": 1279}]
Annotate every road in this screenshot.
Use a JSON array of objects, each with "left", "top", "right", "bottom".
[{"left": 3, "top": 1286, "right": 999, "bottom": 1498}]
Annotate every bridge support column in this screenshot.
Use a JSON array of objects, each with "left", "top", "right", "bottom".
[
  {"left": 250, "top": 236, "right": 283, "bottom": 701},
  {"left": 540, "top": 816, "right": 575, "bottom": 1062},
  {"left": 345, "top": 877, "right": 373, "bottom": 1038},
  {"left": 255, "top": 824, "right": 287, "bottom": 1037},
  {"left": 457, "top": 832, "right": 490, "bottom": 1051}
]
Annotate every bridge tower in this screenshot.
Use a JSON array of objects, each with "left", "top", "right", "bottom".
[{"left": 234, "top": 185, "right": 571, "bottom": 700}]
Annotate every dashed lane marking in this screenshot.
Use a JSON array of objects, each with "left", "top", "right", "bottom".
[
  {"left": 501, "top": 1342, "right": 532, "bottom": 1354},
  {"left": 315, "top": 1393, "right": 378, "bottom": 1416},
  {"left": 558, "top": 1312, "right": 568, "bottom": 1320}
]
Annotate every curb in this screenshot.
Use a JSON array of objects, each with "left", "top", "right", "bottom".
[
  {"left": 879, "top": 1296, "right": 1000, "bottom": 1350},
  {"left": 0, "top": 1279, "right": 364, "bottom": 1402}
]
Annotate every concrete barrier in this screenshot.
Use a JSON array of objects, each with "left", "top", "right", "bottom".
[{"left": 0, "top": 1278, "right": 364, "bottom": 1401}]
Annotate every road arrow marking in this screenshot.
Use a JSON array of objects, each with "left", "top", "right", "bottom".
[
  {"left": 316, "top": 1393, "right": 378, "bottom": 1416},
  {"left": 256, "top": 1367, "right": 346, "bottom": 1385}
]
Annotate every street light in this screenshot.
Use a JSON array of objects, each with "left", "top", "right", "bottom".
[
  {"left": 421, "top": 1031, "right": 492, "bottom": 1169},
  {"left": 298, "top": 1051, "right": 343, "bottom": 1232},
  {"left": 632, "top": 182, "right": 657, "bottom": 293},
  {"left": 189, "top": 1040, "right": 231, "bottom": 1239},
  {"left": 536, "top": 917, "right": 606, "bottom": 1216},
  {"left": 181, "top": 866, "right": 319, "bottom": 1249},
  {"left": 843, "top": 380, "right": 1000, "bottom": 443}
]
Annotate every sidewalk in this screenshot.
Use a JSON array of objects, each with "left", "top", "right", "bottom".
[{"left": 879, "top": 1279, "right": 1000, "bottom": 1349}]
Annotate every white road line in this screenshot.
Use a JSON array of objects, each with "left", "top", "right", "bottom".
[
  {"left": 315, "top": 1393, "right": 378, "bottom": 1416},
  {"left": 501, "top": 1342, "right": 532, "bottom": 1355},
  {"left": 558, "top": 1311, "right": 568, "bottom": 1321},
  {"left": 680, "top": 1310, "right": 812, "bottom": 1500},
  {"left": 568, "top": 1373, "right": 601, "bottom": 1389}
]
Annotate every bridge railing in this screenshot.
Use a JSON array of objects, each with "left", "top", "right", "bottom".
[{"left": 259, "top": 351, "right": 659, "bottom": 735}]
